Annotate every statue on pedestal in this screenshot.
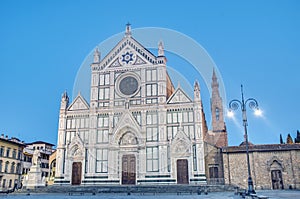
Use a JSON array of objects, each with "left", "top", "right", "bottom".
[
  {"left": 23, "top": 149, "right": 45, "bottom": 188},
  {"left": 32, "top": 149, "right": 41, "bottom": 166}
]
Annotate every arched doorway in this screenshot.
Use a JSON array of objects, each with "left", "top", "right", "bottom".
[
  {"left": 269, "top": 159, "right": 284, "bottom": 189},
  {"left": 177, "top": 159, "right": 189, "bottom": 184},
  {"left": 72, "top": 162, "right": 82, "bottom": 185},
  {"left": 119, "top": 131, "right": 138, "bottom": 185},
  {"left": 271, "top": 169, "right": 283, "bottom": 189},
  {"left": 121, "top": 154, "right": 136, "bottom": 185}
]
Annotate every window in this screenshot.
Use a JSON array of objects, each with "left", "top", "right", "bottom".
[
  {"left": 8, "top": 179, "right": 12, "bottom": 188},
  {"left": 209, "top": 166, "right": 219, "bottom": 179},
  {"left": 67, "top": 117, "right": 89, "bottom": 129},
  {"left": 146, "top": 111, "right": 157, "bottom": 125},
  {"left": 146, "top": 69, "right": 157, "bottom": 82},
  {"left": 0, "top": 160, "right": 2, "bottom": 172},
  {"left": 183, "top": 125, "right": 195, "bottom": 139},
  {"left": 66, "top": 119, "right": 71, "bottom": 129},
  {"left": 167, "top": 110, "right": 194, "bottom": 124},
  {"left": 79, "top": 130, "right": 89, "bottom": 143},
  {"left": 167, "top": 126, "right": 178, "bottom": 140},
  {"left": 192, "top": 145, "right": 197, "bottom": 171},
  {"left": 98, "top": 87, "right": 110, "bottom": 100},
  {"left": 146, "top": 112, "right": 158, "bottom": 142},
  {"left": 146, "top": 146, "right": 159, "bottom": 172},
  {"left": 4, "top": 161, "right": 9, "bottom": 173},
  {"left": 0, "top": 146, "right": 4, "bottom": 157},
  {"left": 146, "top": 98, "right": 157, "bottom": 104},
  {"left": 85, "top": 149, "right": 88, "bottom": 173},
  {"left": 146, "top": 127, "right": 158, "bottom": 142},
  {"left": 113, "top": 113, "right": 122, "bottom": 127},
  {"left": 96, "top": 149, "right": 108, "bottom": 173},
  {"left": 12, "top": 150, "right": 16, "bottom": 159},
  {"left": 98, "top": 115, "right": 109, "bottom": 128},
  {"left": 99, "top": 73, "right": 110, "bottom": 86},
  {"left": 132, "top": 112, "right": 141, "bottom": 126},
  {"left": 215, "top": 108, "right": 220, "bottom": 121},
  {"left": 18, "top": 150, "right": 22, "bottom": 160},
  {"left": 16, "top": 163, "right": 21, "bottom": 174},
  {"left": 146, "top": 84, "right": 157, "bottom": 96},
  {"left": 10, "top": 162, "right": 15, "bottom": 173},
  {"left": 97, "top": 130, "right": 108, "bottom": 143},
  {"left": 167, "top": 146, "right": 171, "bottom": 172},
  {"left": 2, "top": 179, "right": 6, "bottom": 188},
  {"left": 6, "top": 148, "right": 10, "bottom": 157}
]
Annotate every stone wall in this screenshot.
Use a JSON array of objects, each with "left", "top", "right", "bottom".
[{"left": 222, "top": 144, "right": 300, "bottom": 190}]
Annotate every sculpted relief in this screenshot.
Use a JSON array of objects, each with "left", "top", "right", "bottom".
[{"left": 119, "top": 132, "right": 138, "bottom": 145}]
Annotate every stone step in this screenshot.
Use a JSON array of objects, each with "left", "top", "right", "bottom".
[{"left": 17, "top": 184, "right": 236, "bottom": 194}]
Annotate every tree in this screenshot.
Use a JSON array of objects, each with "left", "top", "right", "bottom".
[
  {"left": 280, "top": 134, "right": 284, "bottom": 144},
  {"left": 286, "top": 133, "right": 294, "bottom": 144},
  {"left": 295, "top": 130, "right": 300, "bottom": 143}
]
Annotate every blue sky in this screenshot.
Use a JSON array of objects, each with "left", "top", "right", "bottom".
[{"left": 0, "top": 0, "right": 299, "bottom": 146}]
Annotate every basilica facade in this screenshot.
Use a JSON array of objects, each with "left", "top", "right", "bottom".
[{"left": 54, "top": 25, "right": 228, "bottom": 186}]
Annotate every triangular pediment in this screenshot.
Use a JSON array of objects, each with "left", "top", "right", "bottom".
[
  {"left": 68, "top": 94, "right": 89, "bottom": 111},
  {"left": 112, "top": 111, "right": 141, "bottom": 135},
  {"left": 99, "top": 36, "right": 157, "bottom": 70},
  {"left": 111, "top": 110, "right": 143, "bottom": 145},
  {"left": 167, "top": 87, "right": 192, "bottom": 104},
  {"left": 173, "top": 126, "right": 190, "bottom": 142}
]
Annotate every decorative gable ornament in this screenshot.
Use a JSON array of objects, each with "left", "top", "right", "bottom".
[
  {"left": 68, "top": 93, "right": 89, "bottom": 111},
  {"left": 167, "top": 87, "right": 192, "bottom": 104}
]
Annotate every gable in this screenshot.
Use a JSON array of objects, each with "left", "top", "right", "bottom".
[
  {"left": 68, "top": 94, "right": 89, "bottom": 111},
  {"left": 167, "top": 88, "right": 192, "bottom": 104},
  {"left": 100, "top": 37, "right": 157, "bottom": 70}
]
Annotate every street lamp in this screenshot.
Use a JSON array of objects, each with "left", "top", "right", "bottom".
[{"left": 228, "top": 85, "right": 259, "bottom": 195}]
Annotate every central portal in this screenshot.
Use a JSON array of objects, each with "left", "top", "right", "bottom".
[
  {"left": 122, "top": 154, "right": 136, "bottom": 185},
  {"left": 177, "top": 159, "right": 189, "bottom": 184}
]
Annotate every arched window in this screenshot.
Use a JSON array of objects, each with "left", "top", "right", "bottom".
[
  {"left": 4, "top": 161, "right": 9, "bottom": 173},
  {"left": 12, "top": 149, "right": 17, "bottom": 159},
  {"left": 215, "top": 108, "right": 220, "bottom": 121},
  {"left": 0, "top": 160, "right": 2, "bottom": 172},
  {"left": 16, "top": 163, "right": 21, "bottom": 174},
  {"left": 10, "top": 162, "right": 15, "bottom": 173}
]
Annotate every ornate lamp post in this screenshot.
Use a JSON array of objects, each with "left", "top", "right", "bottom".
[{"left": 228, "top": 85, "right": 260, "bottom": 195}]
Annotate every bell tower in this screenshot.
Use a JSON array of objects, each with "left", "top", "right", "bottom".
[
  {"left": 203, "top": 69, "right": 228, "bottom": 147},
  {"left": 211, "top": 69, "right": 226, "bottom": 132}
]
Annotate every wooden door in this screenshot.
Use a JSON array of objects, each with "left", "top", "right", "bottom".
[
  {"left": 72, "top": 162, "right": 82, "bottom": 185},
  {"left": 177, "top": 159, "right": 189, "bottom": 184},
  {"left": 271, "top": 170, "right": 284, "bottom": 189},
  {"left": 122, "top": 155, "right": 136, "bottom": 185}
]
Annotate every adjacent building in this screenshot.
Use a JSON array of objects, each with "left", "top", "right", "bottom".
[
  {"left": 222, "top": 143, "right": 300, "bottom": 189},
  {"left": 22, "top": 141, "right": 55, "bottom": 182},
  {"left": 0, "top": 134, "right": 25, "bottom": 190}
]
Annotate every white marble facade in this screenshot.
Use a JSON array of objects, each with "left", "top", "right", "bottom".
[{"left": 55, "top": 25, "right": 207, "bottom": 185}]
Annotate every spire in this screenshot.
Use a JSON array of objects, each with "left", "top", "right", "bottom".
[
  {"left": 125, "top": 22, "right": 132, "bottom": 37},
  {"left": 194, "top": 80, "right": 200, "bottom": 92},
  {"left": 210, "top": 68, "right": 226, "bottom": 133},
  {"left": 60, "top": 90, "right": 69, "bottom": 110},
  {"left": 194, "top": 80, "right": 201, "bottom": 102},
  {"left": 62, "top": 90, "right": 69, "bottom": 101},
  {"left": 158, "top": 40, "right": 164, "bottom": 56},
  {"left": 212, "top": 68, "right": 219, "bottom": 88},
  {"left": 93, "top": 47, "right": 101, "bottom": 63}
]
